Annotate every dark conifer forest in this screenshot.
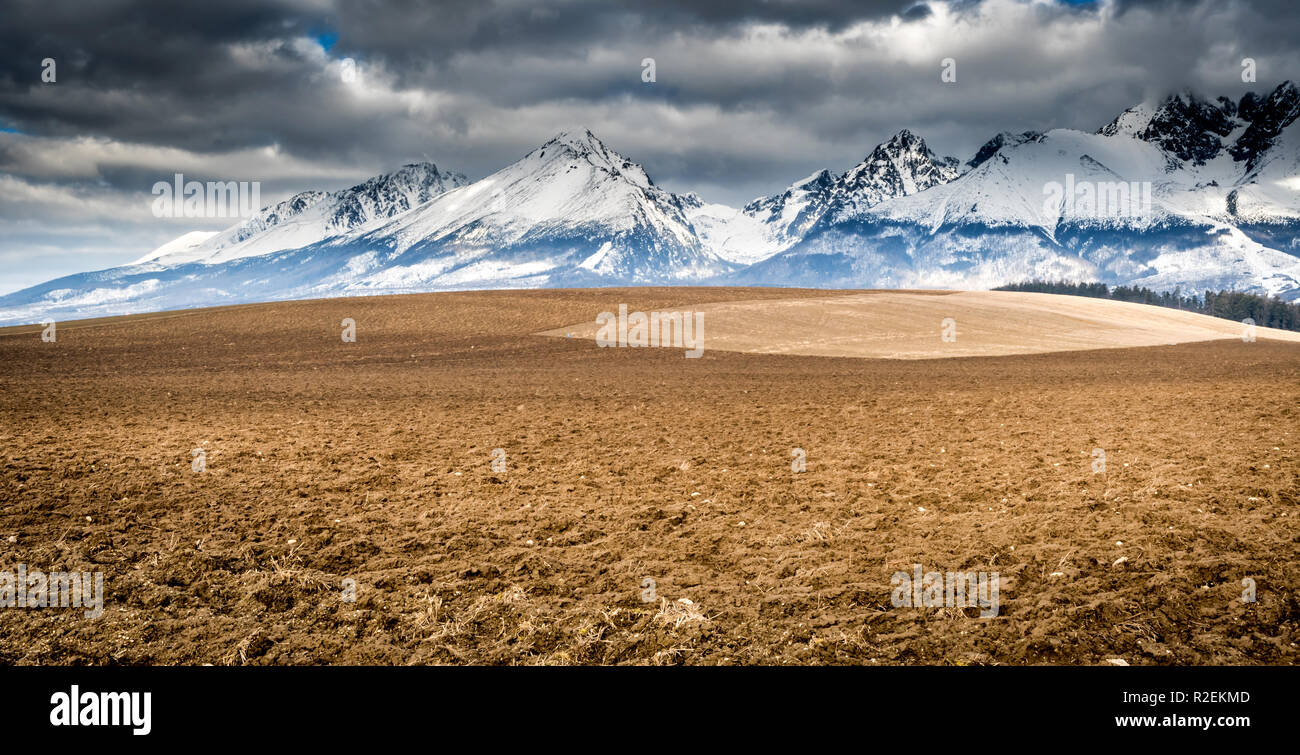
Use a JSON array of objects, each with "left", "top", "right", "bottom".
[{"left": 994, "top": 280, "right": 1300, "bottom": 332}]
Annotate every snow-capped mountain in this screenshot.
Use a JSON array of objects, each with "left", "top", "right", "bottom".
[
  {"left": 813, "top": 129, "right": 964, "bottom": 228},
  {"left": 134, "top": 162, "right": 469, "bottom": 266},
  {"left": 728, "top": 82, "right": 1300, "bottom": 297},
  {"left": 326, "top": 129, "right": 729, "bottom": 291},
  {"left": 684, "top": 129, "right": 965, "bottom": 265},
  {"left": 0, "top": 131, "right": 730, "bottom": 324},
  {"left": 3, "top": 84, "right": 1300, "bottom": 326},
  {"left": 966, "top": 131, "right": 1042, "bottom": 170},
  {"left": 740, "top": 169, "right": 838, "bottom": 246}
]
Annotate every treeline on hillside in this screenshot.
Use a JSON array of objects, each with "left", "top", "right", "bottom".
[{"left": 993, "top": 279, "right": 1300, "bottom": 332}]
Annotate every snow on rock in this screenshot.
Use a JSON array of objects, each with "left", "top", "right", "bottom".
[
  {"left": 5, "top": 84, "right": 1300, "bottom": 325},
  {"left": 148, "top": 162, "right": 469, "bottom": 266}
]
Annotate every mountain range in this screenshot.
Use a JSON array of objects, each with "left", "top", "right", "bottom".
[{"left": 4, "top": 81, "right": 1300, "bottom": 325}]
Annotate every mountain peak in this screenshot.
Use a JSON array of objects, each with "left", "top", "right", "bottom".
[
  {"left": 794, "top": 169, "right": 835, "bottom": 190},
  {"left": 136, "top": 159, "right": 468, "bottom": 267},
  {"left": 327, "top": 161, "right": 468, "bottom": 230},
  {"left": 1274, "top": 79, "right": 1299, "bottom": 103},
  {"left": 887, "top": 128, "right": 921, "bottom": 143},
  {"left": 1099, "top": 100, "right": 1157, "bottom": 138},
  {"left": 345, "top": 127, "right": 713, "bottom": 283},
  {"left": 544, "top": 128, "right": 612, "bottom": 155},
  {"left": 788, "top": 129, "right": 962, "bottom": 228},
  {"left": 396, "top": 161, "right": 446, "bottom": 175},
  {"left": 876, "top": 129, "right": 930, "bottom": 156},
  {"left": 1100, "top": 83, "right": 1300, "bottom": 167},
  {"left": 1106, "top": 90, "right": 1237, "bottom": 164},
  {"left": 522, "top": 128, "right": 656, "bottom": 191},
  {"left": 866, "top": 129, "right": 960, "bottom": 172},
  {"left": 354, "top": 161, "right": 465, "bottom": 191},
  {"left": 855, "top": 130, "right": 956, "bottom": 184},
  {"left": 967, "top": 131, "right": 1042, "bottom": 169},
  {"left": 1231, "top": 80, "right": 1300, "bottom": 169}
]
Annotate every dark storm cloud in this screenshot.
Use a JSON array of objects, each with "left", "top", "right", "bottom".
[
  {"left": 0, "top": 0, "right": 930, "bottom": 194},
  {"left": 0, "top": 0, "right": 323, "bottom": 92},
  {"left": 0, "top": 0, "right": 927, "bottom": 178},
  {"left": 4, "top": 0, "right": 1295, "bottom": 167},
  {"left": 329, "top": 0, "right": 919, "bottom": 65},
  {"left": 0, "top": 1, "right": 918, "bottom": 148},
  {"left": 1, "top": 0, "right": 1299, "bottom": 293}
]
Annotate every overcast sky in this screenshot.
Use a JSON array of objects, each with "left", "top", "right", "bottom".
[{"left": 1, "top": 0, "right": 1297, "bottom": 294}]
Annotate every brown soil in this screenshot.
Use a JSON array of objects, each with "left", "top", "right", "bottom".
[{"left": 0, "top": 287, "right": 1296, "bottom": 665}]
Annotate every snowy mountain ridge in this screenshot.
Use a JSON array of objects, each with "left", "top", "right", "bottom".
[
  {"left": 135, "top": 162, "right": 470, "bottom": 266},
  {"left": 3, "top": 82, "right": 1300, "bottom": 325}
]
